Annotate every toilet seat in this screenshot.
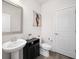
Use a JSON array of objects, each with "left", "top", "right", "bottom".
[{"left": 40, "top": 43, "right": 51, "bottom": 50}]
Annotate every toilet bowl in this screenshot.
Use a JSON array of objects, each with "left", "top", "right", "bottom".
[{"left": 40, "top": 43, "right": 51, "bottom": 57}]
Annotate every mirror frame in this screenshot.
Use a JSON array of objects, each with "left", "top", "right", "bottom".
[{"left": 2, "top": 0, "right": 23, "bottom": 35}]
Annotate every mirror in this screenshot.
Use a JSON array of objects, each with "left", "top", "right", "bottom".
[{"left": 2, "top": 0, "right": 23, "bottom": 34}]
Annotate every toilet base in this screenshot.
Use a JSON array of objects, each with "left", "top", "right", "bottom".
[{"left": 40, "top": 48, "right": 49, "bottom": 57}]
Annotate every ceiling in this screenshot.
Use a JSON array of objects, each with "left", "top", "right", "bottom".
[{"left": 35, "top": 0, "right": 50, "bottom": 5}]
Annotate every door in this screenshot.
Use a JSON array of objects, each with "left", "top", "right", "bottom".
[{"left": 52, "top": 7, "right": 76, "bottom": 58}]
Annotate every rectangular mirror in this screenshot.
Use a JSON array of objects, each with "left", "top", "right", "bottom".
[{"left": 2, "top": 0, "right": 23, "bottom": 34}]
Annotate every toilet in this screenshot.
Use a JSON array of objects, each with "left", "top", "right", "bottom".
[{"left": 40, "top": 43, "right": 51, "bottom": 57}]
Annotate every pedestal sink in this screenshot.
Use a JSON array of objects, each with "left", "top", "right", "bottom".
[{"left": 2, "top": 39, "right": 27, "bottom": 59}]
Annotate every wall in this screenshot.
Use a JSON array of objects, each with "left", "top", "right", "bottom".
[
  {"left": 41, "top": 0, "right": 76, "bottom": 58},
  {"left": 2, "top": 0, "right": 41, "bottom": 59}
]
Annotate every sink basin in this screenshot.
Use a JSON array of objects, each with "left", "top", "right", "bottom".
[
  {"left": 2, "top": 39, "right": 26, "bottom": 53},
  {"left": 2, "top": 39, "right": 27, "bottom": 59}
]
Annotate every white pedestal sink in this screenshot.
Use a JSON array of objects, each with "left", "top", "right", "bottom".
[{"left": 2, "top": 39, "right": 27, "bottom": 59}]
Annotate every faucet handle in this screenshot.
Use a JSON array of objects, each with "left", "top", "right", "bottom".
[{"left": 28, "top": 34, "right": 32, "bottom": 36}]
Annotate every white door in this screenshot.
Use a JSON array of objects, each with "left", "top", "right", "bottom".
[{"left": 52, "top": 7, "right": 76, "bottom": 58}]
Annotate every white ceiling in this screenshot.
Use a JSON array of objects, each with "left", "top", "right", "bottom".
[{"left": 35, "top": 0, "right": 50, "bottom": 5}]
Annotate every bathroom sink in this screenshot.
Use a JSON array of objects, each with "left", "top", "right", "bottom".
[{"left": 2, "top": 39, "right": 27, "bottom": 53}]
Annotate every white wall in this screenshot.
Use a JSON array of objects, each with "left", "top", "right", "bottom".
[
  {"left": 41, "top": 0, "right": 76, "bottom": 58},
  {"left": 2, "top": 0, "right": 41, "bottom": 59}
]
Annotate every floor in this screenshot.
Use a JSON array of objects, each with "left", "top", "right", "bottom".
[{"left": 36, "top": 51, "right": 74, "bottom": 59}]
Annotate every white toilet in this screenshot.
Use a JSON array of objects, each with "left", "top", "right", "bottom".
[{"left": 40, "top": 43, "right": 51, "bottom": 57}]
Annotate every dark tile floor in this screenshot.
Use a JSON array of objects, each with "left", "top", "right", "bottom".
[{"left": 36, "top": 51, "right": 74, "bottom": 59}]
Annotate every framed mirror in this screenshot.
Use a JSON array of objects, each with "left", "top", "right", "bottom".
[{"left": 2, "top": 0, "right": 23, "bottom": 34}]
